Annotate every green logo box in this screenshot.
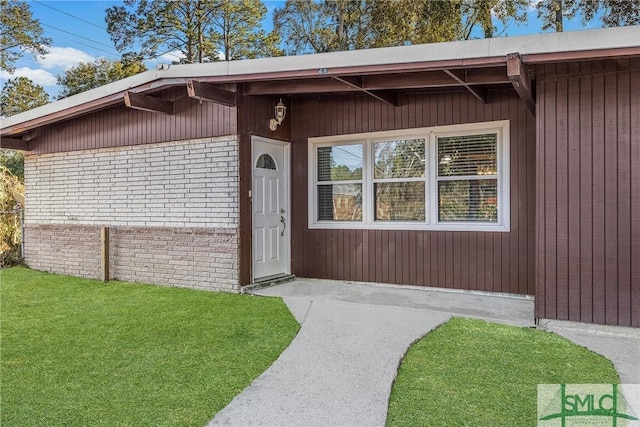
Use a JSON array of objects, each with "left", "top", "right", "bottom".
[{"left": 538, "top": 384, "right": 640, "bottom": 426}]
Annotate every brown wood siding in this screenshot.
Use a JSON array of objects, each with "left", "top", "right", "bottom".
[
  {"left": 29, "top": 87, "right": 237, "bottom": 154},
  {"left": 536, "top": 59, "right": 640, "bottom": 327},
  {"left": 290, "top": 89, "right": 536, "bottom": 296}
]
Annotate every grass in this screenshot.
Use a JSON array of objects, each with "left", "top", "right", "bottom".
[
  {"left": 387, "top": 317, "right": 619, "bottom": 426},
  {"left": 0, "top": 267, "right": 299, "bottom": 426}
]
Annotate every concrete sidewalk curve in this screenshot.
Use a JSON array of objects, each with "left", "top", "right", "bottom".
[{"left": 209, "top": 279, "right": 535, "bottom": 427}]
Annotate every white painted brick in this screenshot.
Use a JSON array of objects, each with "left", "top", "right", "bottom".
[{"left": 25, "top": 136, "right": 240, "bottom": 228}]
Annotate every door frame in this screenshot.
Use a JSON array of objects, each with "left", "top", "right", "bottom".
[{"left": 251, "top": 136, "right": 291, "bottom": 282}]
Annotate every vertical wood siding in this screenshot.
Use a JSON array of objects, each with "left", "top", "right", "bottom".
[
  {"left": 290, "top": 89, "right": 536, "bottom": 296},
  {"left": 29, "top": 87, "right": 237, "bottom": 154},
  {"left": 536, "top": 59, "right": 639, "bottom": 327}
]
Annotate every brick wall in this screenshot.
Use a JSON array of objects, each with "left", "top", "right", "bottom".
[
  {"left": 24, "top": 136, "right": 239, "bottom": 227},
  {"left": 24, "top": 136, "right": 241, "bottom": 291},
  {"left": 24, "top": 224, "right": 101, "bottom": 279}
]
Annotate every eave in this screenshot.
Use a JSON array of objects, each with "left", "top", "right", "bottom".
[{"left": 1, "top": 26, "right": 638, "bottom": 138}]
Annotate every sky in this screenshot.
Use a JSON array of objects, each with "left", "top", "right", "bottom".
[{"left": 1, "top": 0, "right": 602, "bottom": 99}]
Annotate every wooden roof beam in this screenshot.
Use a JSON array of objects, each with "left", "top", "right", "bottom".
[
  {"left": 507, "top": 53, "right": 535, "bottom": 116},
  {"left": 443, "top": 69, "right": 488, "bottom": 104},
  {"left": 244, "top": 78, "right": 360, "bottom": 95},
  {"left": 124, "top": 91, "right": 174, "bottom": 115},
  {"left": 0, "top": 137, "right": 30, "bottom": 151},
  {"left": 333, "top": 76, "right": 398, "bottom": 106},
  {"left": 187, "top": 80, "right": 236, "bottom": 107}
]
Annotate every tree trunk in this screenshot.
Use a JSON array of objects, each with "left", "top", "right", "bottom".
[{"left": 554, "top": 0, "right": 563, "bottom": 32}]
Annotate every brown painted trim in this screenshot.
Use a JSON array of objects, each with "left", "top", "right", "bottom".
[
  {"left": 243, "top": 67, "right": 510, "bottom": 96},
  {"left": 237, "top": 85, "right": 252, "bottom": 286},
  {"left": 123, "top": 91, "right": 174, "bottom": 115},
  {"left": 443, "top": 69, "right": 488, "bottom": 103},
  {"left": 523, "top": 46, "right": 640, "bottom": 64},
  {"left": 332, "top": 76, "right": 398, "bottom": 106},
  {"left": 0, "top": 137, "right": 30, "bottom": 151},
  {"left": 186, "top": 80, "right": 237, "bottom": 107},
  {"left": 507, "top": 53, "right": 536, "bottom": 116}
]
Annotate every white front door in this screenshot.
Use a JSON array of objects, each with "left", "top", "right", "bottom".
[{"left": 252, "top": 137, "right": 290, "bottom": 281}]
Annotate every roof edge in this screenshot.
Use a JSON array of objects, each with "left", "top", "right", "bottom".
[{"left": 1, "top": 26, "right": 638, "bottom": 136}]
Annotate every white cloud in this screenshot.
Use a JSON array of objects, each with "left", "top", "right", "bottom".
[
  {"left": 157, "top": 50, "right": 185, "bottom": 63},
  {"left": 0, "top": 67, "right": 58, "bottom": 86},
  {"left": 37, "top": 47, "right": 95, "bottom": 70}
]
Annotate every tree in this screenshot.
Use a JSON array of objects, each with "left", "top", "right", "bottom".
[
  {"left": 0, "top": 166, "right": 24, "bottom": 266},
  {"left": 0, "top": 77, "right": 49, "bottom": 117},
  {"left": 106, "top": 0, "right": 279, "bottom": 63},
  {"left": 208, "top": 0, "right": 281, "bottom": 61},
  {"left": 368, "top": 0, "right": 464, "bottom": 46},
  {"left": 0, "top": 0, "right": 50, "bottom": 72},
  {"left": 537, "top": 0, "right": 640, "bottom": 32},
  {"left": 57, "top": 57, "right": 147, "bottom": 98},
  {"left": 461, "top": 0, "right": 530, "bottom": 39},
  {"left": 537, "top": 0, "right": 574, "bottom": 31},
  {"left": 274, "top": 0, "right": 375, "bottom": 54},
  {"left": 273, "top": 0, "right": 336, "bottom": 54},
  {"left": 275, "top": 0, "right": 529, "bottom": 54},
  {"left": 578, "top": 0, "right": 640, "bottom": 27}
]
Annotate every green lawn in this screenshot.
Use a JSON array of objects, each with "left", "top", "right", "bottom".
[
  {"left": 0, "top": 267, "right": 299, "bottom": 426},
  {"left": 387, "top": 317, "right": 619, "bottom": 427}
]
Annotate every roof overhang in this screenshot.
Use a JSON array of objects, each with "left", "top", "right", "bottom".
[{"left": 1, "top": 26, "right": 638, "bottom": 140}]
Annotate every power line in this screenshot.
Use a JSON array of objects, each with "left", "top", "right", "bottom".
[
  {"left": 41, "top": 23, "right": 117, "bottom": 52},
  {"left": 32, "top": 0, "right": 108, "bottom": 31},
  {"left": 41, "top": 30, "right": 121, "bottom": 58}
]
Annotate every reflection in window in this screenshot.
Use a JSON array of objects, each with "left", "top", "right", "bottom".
[
  {"left": 375, "top": 182, "right": 425, "bottom": 221},
  {"left": 317, "top": 144, "right": 363, "bottom": 181},
  {"left": 256, "top": 154, "right": 277, "bottom": 170},
  {"left": 374, "top": 139, "right": 425, "bottom": 179},
  {"left": 373, "top": 138, "right": 426, "bottom": 222},
  {"left": 316, "top": 144, "right": 363, "bottom": 221},
  {"left": 318, "top": 184, "right": 363, "bottom": 221},
  {"left": 438, "top": 180, "right": 497, "bottom": 222}
]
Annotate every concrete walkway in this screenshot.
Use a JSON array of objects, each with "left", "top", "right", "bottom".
[
  {"left": 209, "top": 279, "right": 639, "bottom": 426},
  {"left": 209, "top": 279, "right": 534, "bottom": 427}
]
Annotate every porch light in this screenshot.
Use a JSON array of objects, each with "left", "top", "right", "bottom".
[{"left": 269, "top": 98, "right": 287, "bottom": 131}]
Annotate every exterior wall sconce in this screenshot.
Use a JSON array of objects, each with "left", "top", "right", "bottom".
[{"left": 269, "top": 98, "right": 287, "bottom": 131}]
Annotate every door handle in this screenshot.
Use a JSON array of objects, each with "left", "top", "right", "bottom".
[{"left": 280, "top": 215, "right": 286, "bottom": 237}]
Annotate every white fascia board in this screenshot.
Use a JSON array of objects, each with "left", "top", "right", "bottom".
[{"left": 2, "top": 26, "right": 638, "bottom": 133}]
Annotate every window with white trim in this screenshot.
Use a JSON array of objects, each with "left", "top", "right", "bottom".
[{"left": 308, "top": 120, "right": 510, "bottom": 231}]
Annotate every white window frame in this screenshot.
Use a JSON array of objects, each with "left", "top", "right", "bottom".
[{"left": 308, "top": 120, "right": 510, "bottom": 232}]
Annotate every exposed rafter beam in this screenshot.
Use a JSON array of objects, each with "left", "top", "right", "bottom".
[
  {"left": 507, "top": 52, "right": 535, "bottom": 116},
  {"left": 0, "top": 137, "right": 30, "bottom": 151},
  {"left": 186, "top": 80, "right": 236, "bottom": 107},
  {"left": 332, "top": 76, "right": 398, "bottom": 106},
  {"left": 443, "top": 69, "right": 488, "bottom": 104},
  {"left": 124, "top": 91, "right": 174, "bottom": 115},
  {"left": 243, "top": 67, "right": 510, "bottom": 96}
]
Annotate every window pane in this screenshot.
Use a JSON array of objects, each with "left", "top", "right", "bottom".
[
  {"left": 256, "top": 154, "right": 276, "bottom": 170},
  {"left": 317, "top": 145, "right": 363, "bottom": 181},
  {"left": 318, "top": 184, "right": 362, "bottom": 221},
  {"left": 374, "top": 139, "right": 425, "bottom": 179},
  {"left": 375, "top": 182, "right": 425, "bottom": 221},
  {"left": 438, "top": 180, "right": 497, "bottom": 222},
  {"left": 438, "top": 134, "right": 497, "bottom": 176}
]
